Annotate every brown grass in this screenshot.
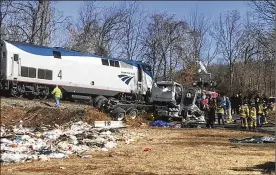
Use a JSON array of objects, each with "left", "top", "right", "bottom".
[
  {"left": 0, "top": 106, "right": 110, "bottom": 127},
  {"left": 124, "top": 115, "right": 150, "bottom": 128},
  {"left": 1, "top": 128, "right": 274, "bottom": 175}
]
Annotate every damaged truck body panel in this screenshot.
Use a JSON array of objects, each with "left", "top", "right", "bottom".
[{"left": 100, "top": 81, "right": 205, "bottom": 127}]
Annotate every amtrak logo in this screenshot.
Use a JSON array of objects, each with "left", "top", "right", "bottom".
[{"left": 118, "top": 74, "right": 134, "bottom": 85}]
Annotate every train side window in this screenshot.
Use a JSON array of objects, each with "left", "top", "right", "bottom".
[
  {"left": 14, "top": 54, "right": 19, "bottom": 61},
  {"left": 29, "top": 67, "right": 36, "bottom": 78},
  {"left": 53, "top": 51, "right": 61, "bottom": 59},
  {"left": 109, "top": 60, "right": 115, "bottom": 67},
  {"left": 114, "top": 61, "right": 120, "bottom": 67},
  {"left": 3, "top": 52, "right": 6, "bottom": 59},
  {"left": 38, "top": 69, "right": 45, "bottom": 79},
  {"left": 21, "top": 66, "right": 28, "bottom": 77},
  {"left": 45, "top": 69, "right": 53, "bottom": 80},
  {"left": 102, "top": 59, "right": 109, "bottom": 66}
]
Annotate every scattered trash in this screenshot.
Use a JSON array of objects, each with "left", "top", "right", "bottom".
[
  {"left": 229, "top": 136, "right": 276, "bottom": 144},
  {"left": 144, "top": 147, "right": 151, "bottom": 151},
  {"left": 0, "top": 121, "right": 145, "bottom": 165},
  {"left": 81, "top": 155, "right": 92, "bottom": 159},
  {"left": 151, "top": 120, "right": 173, "bottom": 127}
]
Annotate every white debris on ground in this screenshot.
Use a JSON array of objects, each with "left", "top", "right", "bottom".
[{"left": 0, "top": 121, "right": 146, "bottom": 164}]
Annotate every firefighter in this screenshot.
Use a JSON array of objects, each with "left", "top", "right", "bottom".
[
  {"left": 216, "top": 102, "right": 225, "bottom": 125},
  {"left": 248, "top": 102, "right": 257, "bottom": 130},
  {"left": 263, "top": 102, "right": 268, "bottom": 124},
  {"left": 239, "top": 100, "right": 249, "bottom": 129},
  {"left": 51, "top": 85, "right": 62, "bottom": 108}
]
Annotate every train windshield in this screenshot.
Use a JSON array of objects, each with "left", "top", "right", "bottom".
[
  {"left": 269, "top": 97, "right": 275, "bottom": 103},
  {"left": 157, "top": 84, "right": 173, "bottom": 92}
]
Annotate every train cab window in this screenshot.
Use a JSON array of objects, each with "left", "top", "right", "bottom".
[
  {"left": 114, "top": 61, "right": 120, "bottom": 67},
  {"left": 53, "top": 51, "right": 61, "bottom": 59},
  {"left": 14, "top": 54, "right": 19, "bottom": 61},
  {"left": 29, "top": 67, "right": 36, "bottom": 78},
  {"left": 101, "top": 59, "right": 109, "bottom": 66},
  {"left": 3, "top": 52, "right": 6, "bottom": 58},
  {"left": 109, "top": 60, "right": 115, "bottom": 67},
  {"left": 109, "top": 60, "right": 120, "bottom": 67}
]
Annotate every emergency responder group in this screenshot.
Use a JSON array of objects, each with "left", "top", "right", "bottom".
[{"left": 203, "top": 94, "right": 270, "bottom": 129}]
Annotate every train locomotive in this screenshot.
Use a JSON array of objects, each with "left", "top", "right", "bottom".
[{"left": 0, "top": 40, "right": 153, "bottom": 103}]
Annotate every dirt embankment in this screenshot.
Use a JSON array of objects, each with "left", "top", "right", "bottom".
[
  {"left": 0, "top": 98, "right": 152, "bottom": 128},
  {"left": 1, "top": 106, "right": 110, "bottom": 127}
]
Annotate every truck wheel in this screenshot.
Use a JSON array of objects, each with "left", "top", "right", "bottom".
[
  {"left": 126, "top": 108, "right": 138, "bottom": 119},
  {"left": 96, "top": 97, "right": 107, "bottom": 110},
  {"left": 88, "top": 99, "right": 94, "bottom": 106},
  {"left": 94, "top": 96, "right": 105, "bottom": 107},
  {"left": 111, "top": 107, "right": 126, "bottom": 121}
]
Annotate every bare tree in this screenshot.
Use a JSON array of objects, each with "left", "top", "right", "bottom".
[
  {"left": 1, "top": 1, "right": 68, "bottom": 46},
  {"left": 0, "top": 0, "right": 15, "bottom": 40},
  {"left": 67, "top": 1, "right": 128, "bottom": 57},
  {"left": 250, "top": 0, "right": 275, "bottom": 27},
  {"left": 185, "top": 8, "right": 212, "bottom": 64},
  {"left": 211, "top": 10, "right": 245, "bottom": 93},
  {"left": 117, "top": 1, "right": 145, "bottom": 60},
  {"left": 142, "top": 13, "right": 188, "bottom": 81}
]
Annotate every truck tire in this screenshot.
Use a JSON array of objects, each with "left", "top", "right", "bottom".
[
  {"left": 96, "top": 97, "right": 107, "bottom": 110},
  {"left": 111, "top": 107, "right": 126, "bottom": 121},
  {"left": 126, "top": 108, "right": 138, "bottom": 119},
  {"left": 88, "top": 99, "right": 94, "bottom": 106},
  {"left": 94, "top": 95, "right": 105, "bottom": 107}
]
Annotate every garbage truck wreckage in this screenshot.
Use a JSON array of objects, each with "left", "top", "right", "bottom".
[{"left": 96, "top": 81, "right": 206, "bottom": 127}]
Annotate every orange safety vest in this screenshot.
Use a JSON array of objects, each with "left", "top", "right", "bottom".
[{"left": 257, "top": 104, "right": 263, "bottom": 115}]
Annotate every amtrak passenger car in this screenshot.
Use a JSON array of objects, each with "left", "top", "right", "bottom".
[{"left": 0, "top": 40, "right": 153, "bottom": 100}]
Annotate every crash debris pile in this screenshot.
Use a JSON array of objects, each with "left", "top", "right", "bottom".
[
  {"left": 0, "top": 121, "right": 145, "bottom": 164},
  {"left": 229, "top": 136, "right": 275, "bottom": 144}
]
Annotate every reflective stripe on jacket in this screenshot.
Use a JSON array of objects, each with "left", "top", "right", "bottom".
[
  {"left": 51, "top": 87, "right": 62, "bottom": 98},
  {"left": 249, "top": 107, "right": 257, "bottom": 118},
  {"left": 239, "top": 105, "right": 249, "bottom": 118},
  {"left": 216, "top": 105, "right": 224, "bottom": 114}
]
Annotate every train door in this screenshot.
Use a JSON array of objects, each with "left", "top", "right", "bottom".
[
  {"left": 11, "top": 53, "right": 20, "bottom": 77},
  {"left": 0, "top": 42, "right": 7, "bottom": 76},
  {"left": 137, "top": 64, "right": 143, "bottom": 96}
]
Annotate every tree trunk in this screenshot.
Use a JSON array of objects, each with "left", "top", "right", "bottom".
[{"left": 229, "top": 63, "right": 234, "bottom": 94}]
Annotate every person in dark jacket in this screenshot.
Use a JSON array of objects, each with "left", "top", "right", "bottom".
[
  {"left": 236, "top": 94, "right": 242, "bottom": 114},
  {"left": 230, "top": 94, "right": 236, "bottom": 114},
  {"left": 206, "top": 99, "right": 216, "bottom": 128}
]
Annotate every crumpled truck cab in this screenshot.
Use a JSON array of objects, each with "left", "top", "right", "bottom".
[
  {"left": 150, "top": 81, "right": 184, "bottom": 119},
  {"left": 151, "top": 81, "right": 182, "bottom": 105}
]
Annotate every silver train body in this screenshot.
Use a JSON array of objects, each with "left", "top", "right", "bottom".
[{"left": 0, "top": 40, "right": 153, "bottom": 100}]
